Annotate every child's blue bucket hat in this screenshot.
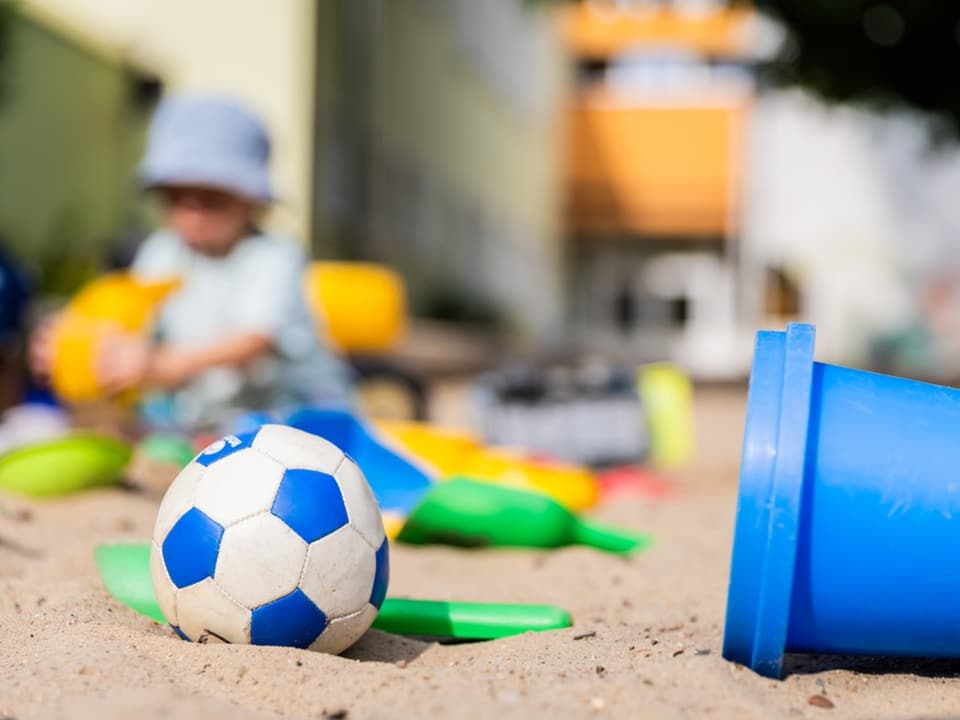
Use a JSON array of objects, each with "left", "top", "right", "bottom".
[{"left": 139, "top": 95, "right": 273, "bottom": 202}]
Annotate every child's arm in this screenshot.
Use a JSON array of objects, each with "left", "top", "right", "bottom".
[
  {"left": 148, "top": 332, "right": 273, "bottom": 389},
  {"left": 98, "top": 331, "right": 273, "bottom": 394}
]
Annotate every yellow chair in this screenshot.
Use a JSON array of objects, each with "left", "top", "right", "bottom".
[{"left": 303, "top": 262, "right": 407, "bottom": 355}]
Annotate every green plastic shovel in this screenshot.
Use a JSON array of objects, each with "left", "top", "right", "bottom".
[
  {"left": 398, "top": 477, "right": 652, "bottom": 554},
  {"left": 94, "top": 543, "right": 572, "bottom": 640}
]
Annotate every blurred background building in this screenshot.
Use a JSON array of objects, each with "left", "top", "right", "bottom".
[{"left": 4, "top": 0, "right": 960, "bottom": 380}]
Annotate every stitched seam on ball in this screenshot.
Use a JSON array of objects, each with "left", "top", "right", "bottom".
[
  {"left": 296, "top": 550, "right": 309, "bottom": 587},
  {"left": 251, "top": 441, "right": 345, "bottom": 476},
  {"left": 187, "top": 463, "right": 205, "bottom": 508},
  {"left": 330, "top": 604, "right": 369, "bottom": 623},
  {"left": 296, "top": 524, "right": 350, "bottom": 587},
  {"left": 151, "top": 539, "right": 179, "bottom": 596},
  {"left": 249, "top": 444, "right": 290, "bottom": 468},
  {"left": 223, "top": 508, "right": 271, "bottom": 528},
  {"left": 353, "top": 524, "right": 380, "bottom": 552},
  {"left": 334, "top": 459, "right": 382, "bottom": 551},
  {"left": 211, "top": 575, "right": 253, "bottom": 613}
]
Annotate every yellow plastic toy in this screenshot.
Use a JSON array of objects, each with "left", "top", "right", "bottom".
[
  {"left": 460, "top": 448, "right": 599, "bottom": 512},
  {"left": 374, "top": 420, "right": 479, "bottom": 476},
  {"left": 375, "top": 419, "right": 599, "bottom": 512},
  {"left": 638, "top": 363, "right": 695, "bottom": 468},
  {"left": 50, "top": 273, "right": 180, "bottom": 404},
  {"left": 304, "top": 262, "right": 407, "bottom": 354}
]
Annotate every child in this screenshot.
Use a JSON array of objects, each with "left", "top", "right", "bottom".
[{"left": 36, "top": 95, "right": 353, "bottom": 432}]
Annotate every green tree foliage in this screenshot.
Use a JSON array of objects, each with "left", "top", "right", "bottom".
[
  {"left": 0, "top": 1, "right": 13, "bottom": 104},
  {"left": 753, "top": 1, "right": 960, "bottom": 135}
]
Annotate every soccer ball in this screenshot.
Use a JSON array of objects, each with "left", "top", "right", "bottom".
[{"left": 150, "top": 424, "right": 389, "bottom": 653}]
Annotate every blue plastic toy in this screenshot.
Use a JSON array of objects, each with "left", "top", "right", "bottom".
[
  {"left": 724, "top": 323, "right": 960, "bottom": 678},
  {"left": 283, "top": 407, "right": 434, "bottom": 517},
  {"left": 223, "top": 407, "right": 434, "bottom": 520}
]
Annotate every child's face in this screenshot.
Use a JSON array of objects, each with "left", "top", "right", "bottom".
[{"left": 159, "top": 186, "right": 259, "bottom": 256}]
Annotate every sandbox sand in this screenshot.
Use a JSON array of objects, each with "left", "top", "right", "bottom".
[{"left": 2, "top": 388, "right": 959, "bottom": 719}]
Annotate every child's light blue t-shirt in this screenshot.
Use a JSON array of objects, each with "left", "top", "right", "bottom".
[{"left": 132, "top": 230, "right": 353, "bottom": 430}]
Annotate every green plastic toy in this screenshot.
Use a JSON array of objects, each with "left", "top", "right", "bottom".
[
  {"left": 94, "top": 543, "right": 572, "bottom": 640},
  {"left": 398, "top": 477, "right": 652, "bottom": 554},
  {"left": 0, "top": 434, "right": 131, "bottom": 497},
  {"left": 375, "top": 597, "right": 571, "bottom": 639},
  {"left": 137, "top": 433, "right": 196, "bottom": 469}
]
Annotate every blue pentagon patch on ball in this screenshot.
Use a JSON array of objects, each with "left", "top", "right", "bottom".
[
  {"left": 370, "top": 539, "right": 389, "bottom": 610},
  {"left": 250, "top": 587, "right": 329, "bottom": 649},
  {"left": 162, "top": 507, "right": 224, "bottom": 588},
  {"left": 270, "top": 468, "right": 349, "bottom": 543}
]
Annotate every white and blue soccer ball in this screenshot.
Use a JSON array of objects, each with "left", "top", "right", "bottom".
[{"left": 150, "top": 424, "right": 389, "bottom": 653}]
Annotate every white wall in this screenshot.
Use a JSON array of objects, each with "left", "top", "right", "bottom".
[
  {"left": 22, "top": 0, "right": 317, "bottom": 243},
  {"left": 742, "top": 90, "right": 918, "bottom": 365}
]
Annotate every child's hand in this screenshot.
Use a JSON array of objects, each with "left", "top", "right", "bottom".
[
  {"left": 28, "top": 313, "right": 61, "bottom": 381},
  {"left": 97, "top": 336, "right": 193, "bottom": 394},
  {"left": 97, "top": 332, "right": 151, "bottom": 394},
  {"left": 147, "top": 346, "right": 194, "bottom": 389}
]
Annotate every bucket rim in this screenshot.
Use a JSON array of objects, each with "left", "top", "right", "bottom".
[{"left": 722, "top": 323, "right": 817, "bottom": 678}]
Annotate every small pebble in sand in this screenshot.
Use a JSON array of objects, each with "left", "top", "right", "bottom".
[
  {"left": 323, "top": 710, "right": 348, "bottom": 719},
  {"left": 808, "top": 695, "right": 834, "bottom": 709},
  {"left": 395, "top": 660, "right": 408, "bottom": 669},
  {"left": 115, "top": 517, "right": 136, "bottom": 532},
  {"left": 595, "top": 665, "right": 606, "bottom": 677},
  {"left": 6, "top": 507, "right": 32, "bottom": 522},
  {"left": 589, "top": 697, "right": 605, "bottom": 710}
]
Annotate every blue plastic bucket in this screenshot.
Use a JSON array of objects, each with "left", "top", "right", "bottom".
[{"left": 723, "top": 323, "right": 960, "bottom": 678}]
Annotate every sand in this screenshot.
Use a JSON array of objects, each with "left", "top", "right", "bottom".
[{"left": 2, "top": 387, "right": 960, "bottom": 719}]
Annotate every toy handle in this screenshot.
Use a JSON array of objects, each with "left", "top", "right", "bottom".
[
  {"left": 373, "top": 598, "right": 572, "bottom": 639},
  {"left": 571, "top": 517, "right": 652, "bottom": 555}
]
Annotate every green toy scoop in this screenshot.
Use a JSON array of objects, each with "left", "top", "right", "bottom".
[
  {"left": 0, "top": 434, "right": 131, "bottom": 497},
  {"left": 398, "top": 477, "right": 652, "bottom": 554},
  {"left": 94, "top": 543, "right": 572, "bottom": 640}
]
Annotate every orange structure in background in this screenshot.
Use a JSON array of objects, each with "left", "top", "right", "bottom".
[
  {"left": 568, "top": 92, "right": 746, "bottom": 237},
  {"left": 561, "top": 3, "right": 752, "bottom": 239},
  {"left": 562, "top": 3, "right": 754, "bottom": 59}
]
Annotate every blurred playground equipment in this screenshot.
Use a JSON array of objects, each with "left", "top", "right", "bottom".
[
  {"left": 471, "top": 360, "right": 695, "bottom": 470},
  {"left": 562, "top": 3, "right": 754, "bottom": 380},
  {"left": 472, "top": 362, "right": 648, "bottom": 467},
  {"left": 563, "top": 2, "right": 751, "bottom": 239}
]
